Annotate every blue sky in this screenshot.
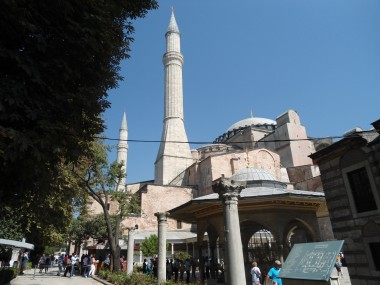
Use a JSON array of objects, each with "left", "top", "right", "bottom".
[{"left": 103, "top": 0, "right": 380, "bottom": 183}]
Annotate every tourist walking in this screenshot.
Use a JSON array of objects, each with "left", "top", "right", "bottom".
[
  {"left": 191, "top": 259, "right": 197, "bottom": 279},
  {"left": 63, "top": 256, "right": 72, "bottom": 277},
  {"left": 57, "top": 253, "right": 64, "bottom": 276},
  {"left": 250, "top": 261, "right": 261, "bottom": 285},
  {"left": 44, "top": 255, "right": 50, "bottom": 273},
  {"left": 103, "top": 255, "right": 110, "bottom": 270},
  {"left": 82, "top": 254, "right": 89, "bottom": 277},
  {"left": 88, "top": 254, "right": 96, "bottom": 277},
  {"left": 173, "top": 259, "right": 179, "bottom": 282},
  {"left": 335, "top": 254, "right": 343, "bottom": 278},
  {"left": 166, "top": 259, "right": 172, "bottom": 280},
  {"left": 265, "top": 260, "right": 282, "bottom": 285},
  {"left": 38, "top": 254, "right": 46, "bottom": 273},
  {"left": 20, "top": 252, "right": 28, "bottom": 275},
  {"left": 185, "top": 259, "right": 191, "bottom": 283},
  {"left": 146, "top": 259, "right": 152, "bottom": 275},
  {"left": 143, "top": 258, "right": 147, "bottom": 274},
  {"left": 179, "top": 260, "right": 184, "bottom": 281},
  {"left": 70, "top": 253, "right": 78, "bottom": 277}
]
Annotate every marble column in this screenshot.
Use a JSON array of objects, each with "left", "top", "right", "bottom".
[
  {"left": 212, "top": 178, "right": 246, "bottom": 285},
  {"left": 155, "top": 212, "right": 170, "bottom": 284},
  {"left": 127, "top": 226, "right": 137, "bottom": 274},
  {"left": 216, "top": 240, "right": 220, "bottom": 263}
]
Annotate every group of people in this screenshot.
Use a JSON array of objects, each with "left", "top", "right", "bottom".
[
  {"left": 37, "top": 253, "right": 54, "bottom": 273},
  {"left": 59, "top": 252, "right": 97, "bottom": 278},
  {"left": 142, "top": 258, "right": 196, "bottom": 283},
  {"left": 250, "top": 259, "right": 282, "bottom": 285}
]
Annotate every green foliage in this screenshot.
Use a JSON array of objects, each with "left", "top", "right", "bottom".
[
  {"left": 0, "top": 267, "right": 18, "bottom": 284},
  {"left": 97, "top": 270, "right": 197, "bottom": 285},
  {"left": 140, "top": 234, "right": 170, "bottom": 258},
  {"left": 72, "top": 140, "right": 141, "bottom": 271},
  {"left": 140, "top": 235, "right": 158, "bottom": 258},
  {"left": 43, "top": 246, "right": 56, "bottom": 255},
  {"left": 0, "top": 0, "right": 158, "bottom": 247},
  {"left": 173, "top": 251, "right": 192, "bottom": 262},
  {"left": 0, "top": 0, "right": 159, "bottom": 165},
  {"left": 0, "top": 209, "right": 23, "bottom": 241}
]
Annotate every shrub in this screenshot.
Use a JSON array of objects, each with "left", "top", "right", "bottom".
[
  {"left": 0, "top": 267, "right": 18, "bottom": 285},
  {"left": 172, "top": 251, "right": 192, "bottom": 261},
  {"left": 97, "top": 270, "right": 197, "bottom": 285}
]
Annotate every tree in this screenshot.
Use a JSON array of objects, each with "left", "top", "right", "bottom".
[
  {"left": 0, "top": 0, "right": 158, "bottom": 246},
  {"left": 73, "top": 141, "right": 140, "bottom": 271},
  {"left": 140, "top": 234, "right": 170, "bottom": 258},
  {"left": 141, "top": 234, "right": 159, "bottom": 258},
  {"left": 0, "top": 209, "right": 23, "bottom": 241},
  {"left": 173, "top": 251, "right": 192, "bottom": 262},
  {"left": 67, "top": 213, "right": 122, "bottom": 254}
]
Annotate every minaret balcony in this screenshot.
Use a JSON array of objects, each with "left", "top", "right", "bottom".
[{"left": 163, "top": 51, "right": 183, "bottom": 65}]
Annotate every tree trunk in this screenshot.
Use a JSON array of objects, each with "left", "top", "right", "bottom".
[
  {"left": 102, "top": 202, "right": 122, "bottom": 271},
  {"left": 111, "top": 215, "right": 121, "bottom": 271}
]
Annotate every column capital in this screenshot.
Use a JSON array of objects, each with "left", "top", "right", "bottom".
[
  {"left": 155, "top": 212, "right": 170, "bottom": 223},
  {"left": 212, "top": 178, "right": 246, "bottom": 202},
  {"left": 127, "top": 226, "right": 138, "bottom": 234}
]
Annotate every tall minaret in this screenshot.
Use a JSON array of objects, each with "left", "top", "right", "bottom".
[
  {"left": 155, "top": 10, "right": 193, "bottom": 185},
  {"left": 116, "top": 112, "right": 128, "bottom": 191}
]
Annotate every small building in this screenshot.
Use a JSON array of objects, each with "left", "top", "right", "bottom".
[
  {"left": 310, "top": 119, "right": 380, "bottom": 284},
  {"left": 169, "top": 166, "right": 333, "bottom": 281},
  {"left": 0, "top": 238, "right": 34, "bottom": 268}
]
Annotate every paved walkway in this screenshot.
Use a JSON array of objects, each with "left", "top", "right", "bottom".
[{"left": 11, "top": 266, "right": 102, "bottom": 285}]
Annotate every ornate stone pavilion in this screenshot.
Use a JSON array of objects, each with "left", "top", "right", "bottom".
[{"left": 168, "top": 166, "right": 332, "bottom": 278}]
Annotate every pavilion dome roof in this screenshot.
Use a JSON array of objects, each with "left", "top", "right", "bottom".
[{"left": 231, "top": 167, "right": 276, "bottom": 182}]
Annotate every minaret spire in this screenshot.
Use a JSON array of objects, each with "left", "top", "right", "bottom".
[
  {"left": 167, "top": 8, "right": 179, "bottom": 34},
  {"left": 116, "top": 111, "right": 128, "bottom": 191},
  {"left": 155, "top": 10, "right": 193, "bottom": 185}
]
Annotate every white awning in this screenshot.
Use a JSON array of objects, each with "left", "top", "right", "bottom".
[{"left": 0, "top": 239, "right": 34, "bottom": 250}]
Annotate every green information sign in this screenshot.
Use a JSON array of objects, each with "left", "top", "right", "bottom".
[{"left": 278, "top": 240, "right": 344, "bottom": 281}]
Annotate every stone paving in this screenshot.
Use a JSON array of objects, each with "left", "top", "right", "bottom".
[{"left": 11, "top": 266, "right": 102, "bottom": 285}]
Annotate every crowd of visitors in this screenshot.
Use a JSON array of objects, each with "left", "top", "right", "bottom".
[{"left": 142, "top": 257, "right": 197, "bottom": 283}]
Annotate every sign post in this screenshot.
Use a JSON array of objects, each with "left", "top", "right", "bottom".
[{"left": 278, "top": 240, "right": 344, "bottom": 285}]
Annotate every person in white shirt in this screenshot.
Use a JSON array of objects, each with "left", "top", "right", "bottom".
[
  {"left": 88, "top": 254, "right": 96, "bottom": 277},
  {"left": 251, "top": 261, "right": 261, "bottom": 285},
  {"left": 70, "top": 253, "right": 77, "bottom": 277}
]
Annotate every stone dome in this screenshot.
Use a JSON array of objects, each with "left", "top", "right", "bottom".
[
  {"left": 231, "top": 167, "right": 276, "bottom": 182},
  {"left": 226, "top": 117, "right": 276, "bottom": 132}
]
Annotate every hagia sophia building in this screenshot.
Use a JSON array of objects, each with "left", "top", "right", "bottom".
[{"left": 86, "top": 10, "right": 334, "bottom": 267}]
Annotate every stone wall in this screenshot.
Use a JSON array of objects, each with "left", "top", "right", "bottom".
[
  {"left": 87, "top": 184, "right": 193, "bottom": 235},
  {"left": 311, "top": 130, "right": 380, "bottom": 284}
]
